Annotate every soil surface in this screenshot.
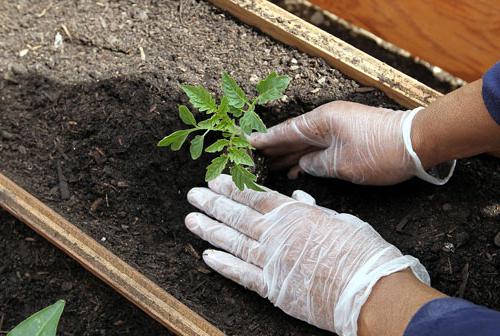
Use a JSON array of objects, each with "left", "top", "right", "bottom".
[
  {"left": 1, "top": 1, "right": 499, "bottom": 335},
  {"left": 0, "top": 210, "right": 170, "bottom": 335}
]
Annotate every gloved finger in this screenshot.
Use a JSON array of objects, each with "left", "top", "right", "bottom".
[
  {"left": 185, "top": 213, "right": 264, "bottom": 267},
  {"left": 298, "top": 150, "right": 334, "bottom": 177},
  {"left": 208, "top": 174, "right": 294, "bottom": 214},
  {"left": 187, "top": 187, "right": 265, "bottom": 240},
  {"left": 287, "top": 165, "right": 303, "bottom": 180},
  {"left": 203, "top": 249, "right": 267, "bottom": 298},
  {"left": 258, "top": 142, "right": 312, "bottom": 157},
  {"left": 249, "top": 111, "right": 329, "bottom": 151},
  {"left": 292, "top": 190, "right": 338, "bottom": 215},
  {"left": 291, "top": 190, "right": 316, "bottom": 205},
  {"left": 269, "top": 147, "right": 316, "bottom": 171}
]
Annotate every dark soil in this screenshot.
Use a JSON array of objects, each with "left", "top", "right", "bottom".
[
  {"left": 1, "top": 1, "right": 499, "bottom": 335},
  {"left": 0, "top": 210, "right": 170, "bottom": 335}
]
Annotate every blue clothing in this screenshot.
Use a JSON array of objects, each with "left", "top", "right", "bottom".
[
  {"left": 404, "top": 297, "right": 500, "bottom": 336},
  {"left": 483, "top": 62, "right": 500, "bottom": 124}
]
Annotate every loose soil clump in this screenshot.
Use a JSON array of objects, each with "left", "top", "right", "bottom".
[{"left": 1, "top": 1, "right": 499, "bottom": 335}]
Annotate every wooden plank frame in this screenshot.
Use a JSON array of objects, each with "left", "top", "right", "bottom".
[
  {"left": 209, "top": 0, "right": 443, "bottom": 108},
  {"left": 0, "top": 173, "right": 224, "bottom": 336},
  {"left": 1, "top": 1, "right": 449, "bottom": 334},
  {"left": 309, "top": 0, "right": 500, "bottom": 82}
]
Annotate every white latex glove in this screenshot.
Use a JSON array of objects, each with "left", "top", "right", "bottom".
[
  {"left": 250, "top": 101, "right": 456, "bottom": 185},
  {"left": 185, "top": 174, "right": 430, "bottom": 335}
]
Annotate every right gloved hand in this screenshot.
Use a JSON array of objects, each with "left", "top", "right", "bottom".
[
  {"left": 185, "top": 175, "right": 430, "bottom": 335},
  {"left": 250, "top": 101, "right": 455, "bottom": 185}
]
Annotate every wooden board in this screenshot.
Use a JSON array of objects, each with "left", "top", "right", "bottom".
[
  {"left": 209, "top": 0, "right": 442, "bottom": 109},
  {"left": 309, "top": 0, "right": 500, "bottom": 81},
  {"left": 0, "top": 173, "right": 224, "bottom": 336}
]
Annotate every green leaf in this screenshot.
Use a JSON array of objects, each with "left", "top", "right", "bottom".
[
  {"left": 240, "top": 110, "right": 267, "bottom": 134},
  {"left": 218, "top": 96, "right": 230, "bottom": 114},
  {"left": 190, "top": 135, "right": 204, "bottom": 160},
  {"left": 157, "top": 129, "right": 193, "bottom": 150},
  {"left": 205, "top": 155, "right": 229, "bottom": 181},
  {"left": 221, "top": 72, "right": 248, "bottom": 108},
  {"left": 8, "top": 300, "right": 65, "bottom": 336},
  {"left": 198, "top": 115, "right": 220, "bottom": 129},
  {"left": 228, "top": 148, "right": 254, "bottom": 166},
  {"left": 228, "top": 105, "right": 243, "bottom": 118},
  {"left": 256, "top": 72, "right": 291, "bottom": 105},
  {"left": 178, "top": 105, "right": 196, "bottom": 126},
  {"left": 232, "top": 137, "right": 251, "bottom": 148},
  {"left": 206, "top": 139, "right": 229, "bottom": 153},
  {"left": 230, "top": 164, "right": 264, "bottom": 191},
  {"left": 181, "top": 85, "right": 217, "bottom": 113}
]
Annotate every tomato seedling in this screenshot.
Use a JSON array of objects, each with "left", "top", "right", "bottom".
[{"left": 158, "top": 71, "right": 290, "bottom": 191}]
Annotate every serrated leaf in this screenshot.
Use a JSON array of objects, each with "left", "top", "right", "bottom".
[
  {"left": 190, "top": 135, "right": 204, "bottom": 160},
  {"left": 221, "top": 72, "right": 248, "bottom": 108},
  {"left": 228, "top": 148, "right": 254, "bottom": 166},
  {"left": 198, "top": 115, "right": 220, "bottom": 129},
  {"left": 240, "top": 110, "right": 267, "bottom": 134},
  {"left": 228, "top": 105, "right": 243, "bottom": 117},
  {"left": 181, "top": 85, "right": 217, "bottom": 113},
  {"left": 218, "top": 96, "right": 230, "bottom": 114},
  {"left": 232, "top": 137, "right": 251, "bottom": 148},
  {"left": 230, "top": 164, "right": 264, "bottom": 191},
  {"left": 205, "top": 155, "right": 229, "bottom": 181},
  {"left": 178, "top": 105, "right": 196, "bottom": 126},
  {"left": 157, "top": 129, "right": 193, "bottom": 150},
  {"left": 206, "top": 139, "right": 229, "bottom": 153},
  {"left": 256, "top": 72, "right": 291, "bottom": 105},
  {"left": 8, "top": 300, "right": 65, "bottom": 336}
]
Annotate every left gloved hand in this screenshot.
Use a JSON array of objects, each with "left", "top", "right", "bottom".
[{"left": 185, "top": 175, "right": 429, "bottom": 335}]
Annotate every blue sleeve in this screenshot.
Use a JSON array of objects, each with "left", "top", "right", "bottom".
[
  {"left": 482, "top": 61, "right": 500, "bottom": 125},
  {"left": 404, "top": 297, "right": 500, "bottom": 336},
  {"left": 404, "top": 298, "right": 500, "bottom": 336}
]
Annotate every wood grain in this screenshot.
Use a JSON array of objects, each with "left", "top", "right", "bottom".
[
  {"left": 310, "top": 0, "right": 500, "bottom": 81},
  {"left": 209, "top": 0, "right": 442, "bottom": 108},
  {"left": 0, "top": 173, "right": 224, "bottom": 336}
]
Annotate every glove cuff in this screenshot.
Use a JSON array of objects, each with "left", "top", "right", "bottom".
[
  {"left": 334, "top": 251, "right": 430, "bottom": 336},
  {"left": 402, "top": 107, "right": 456, "bottom": 185}
]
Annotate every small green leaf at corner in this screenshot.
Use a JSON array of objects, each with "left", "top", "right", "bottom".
[
  {"left": 178, "top": 105, "right": 196, "bottom": 126},
  {"left": 205, "top": 155, "right": 229, "bottom": 181},
  {"left": 206, "top": 139, "right": 230, "bottom": 153},
  {"left": 240, "top": 110, "right": 267, "bottom": 134},
  {"left": 221, "top": 72, "right": 248, "bottom": 109},
  {"left": 8, "top": 300, "right": 65, "bottom": 336},
  {"left": 230, "top": 164, "right": 264, "bottom": 191},
  {"left": 190, "top": 135, "right": 204, "bottom": 160},
  {"left": 256, "top": 72, "right": 291, "bottom": 105},
  {"left": 157, "top": 129, "right": 193, "bottom": 150},
  {"left": 181, "top": 85, "right": 217, "bottom": 113}
]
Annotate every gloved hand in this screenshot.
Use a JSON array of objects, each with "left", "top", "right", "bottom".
[
  {"left": 250, "top": 101, "right": 456, "bottom": 185},
  {"left": 185, "top": 175, "right": 429, "bottom": 335}
]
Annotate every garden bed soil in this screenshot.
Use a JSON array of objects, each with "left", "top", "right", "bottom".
[
  {"left": 1, "top": 1, "right": 499, "bottom": 335},
  {"left": 0, "top": 210, "right": 169, "bottom": 335}
]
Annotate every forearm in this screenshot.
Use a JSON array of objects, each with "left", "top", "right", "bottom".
[
  {"left": 412, "top": 80, "right": 500, "bottom": 169},
  {"left": 358, "top": 269, "right": 446, "bottom": 336}
]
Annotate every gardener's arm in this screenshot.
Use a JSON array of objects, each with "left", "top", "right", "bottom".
[{"left": 250, "top": 62, "right": 500, "bottom": 186}]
